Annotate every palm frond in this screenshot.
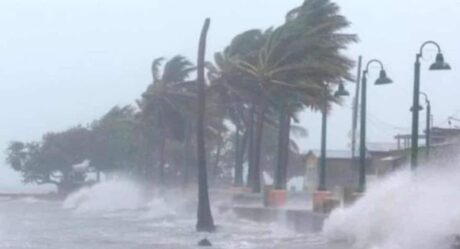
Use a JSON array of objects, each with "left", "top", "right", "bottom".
[
  {"left": 151, "top": 57, "right": 165, "bottom": 82},
  {"left": 163, "top": 55, "right": 195, "bottom": 83},
  {"left": 290, "top": 124, "right": 308, "bottom": 137}
]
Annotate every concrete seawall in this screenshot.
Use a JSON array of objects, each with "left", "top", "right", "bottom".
[{"left": 230, "top": 206, "right": 326, "bottom": 233}]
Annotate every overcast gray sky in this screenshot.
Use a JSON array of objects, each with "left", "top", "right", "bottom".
[{"left": 0, "top": 0, "right": 459, "bottom": 186}]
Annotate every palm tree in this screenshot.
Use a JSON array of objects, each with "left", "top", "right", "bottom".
[
  {"left": 196, "top": 18, "right": 215, "bottom": 232},
  {"left": 139, "top": 55, "right": 195, "bottom": 186},
  {"left": 206, "top": 30, "right": 270, "bottom": 190},
  {"left": 232, "top": 0, "right": 357, "bottom": 192},
  {"left": 272, "top": 0, "right": 358, "bottom": 190},
  {"left": 206, "top": 58, "right": 248, "bottom": 187}
]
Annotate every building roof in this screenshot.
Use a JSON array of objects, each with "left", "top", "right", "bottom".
[
  {"left": 367, "top": 142, "right": 399, "bottom": 152},
  {"left": 307, "top": 150, "right": 371, "bottom": 159}
]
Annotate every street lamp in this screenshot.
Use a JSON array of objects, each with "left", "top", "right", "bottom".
[
  {"left": 419, "top": 92, "right": 431, "bottom": 157},
  {"left": 358, "top": 60, "right": 393, "bottom": 193},
  {"left": 318, "top": 82, "right": 349, "bottom": 191},
  {"left": 411, "top": 41, "right": 451, "bottom": 170}
]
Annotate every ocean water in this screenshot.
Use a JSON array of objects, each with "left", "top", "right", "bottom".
[
  {"left": 0, "top": 179, "right": 336, "bottom": 249},
  {"left": 5, "top": 163, "right": 456, "bottom": 249}
]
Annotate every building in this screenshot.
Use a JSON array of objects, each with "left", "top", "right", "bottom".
[
  {"left": 303, "top": 150, "right": 370, "bottom": 193},
  {"left": 367, "top": 143, "right": 406, "bottom": 174}
]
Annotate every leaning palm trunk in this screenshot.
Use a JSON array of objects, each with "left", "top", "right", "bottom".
[
  {"left": 251, "top": 97, "right": 267, "bottom": 193},
  {"left": 183, "top": 120, "right": 192, "bottom": 189},
  {"left": 234, "top": 128, "right": 247, "bottom": 186},
  {"left": 275, "top": 103, "right": 291, "bottom": 190},
  {"left": 158, "top": 136, "right": 166, "bottom": 186},
  {"left": 234, "top": 125, "right": 241, "bottom": 186},
  {"left": 212, "top": 133, "right": 223, "bottom": 185},
  {"left": 246, "top": 103, "right": 256, "bottom": 188},
  {"left": 146, "top": 149, "right": 156, "bottom": 188},
  {"left": 195, "top": 18, "right": 215, "bottom": 232}
]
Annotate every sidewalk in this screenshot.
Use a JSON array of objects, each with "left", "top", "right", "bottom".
[{"left": 220, "top": 191, "right": 327, "bottom": 233}]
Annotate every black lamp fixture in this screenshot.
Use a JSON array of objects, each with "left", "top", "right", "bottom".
[
  {"left": 375, "top": 69, "right": 393, "bottom": 85},
  {"left": 429, "top": 53, "right": 451, "bottom": 71},
  {"left": 334, "top": 82, "right": 350, "bottom": 97}
]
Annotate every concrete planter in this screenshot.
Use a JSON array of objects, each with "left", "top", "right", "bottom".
[
  {"left": 313, "top": 191, "right": 333, "bottom": 212},
  {"left": 264, "top": 188, "right": 287, "bottom": 208}
]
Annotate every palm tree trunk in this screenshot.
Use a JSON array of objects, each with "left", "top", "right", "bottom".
[
  {"left": 158, "top": 136, "right": 166, "bottom": 186},
  {"left": 251, "top": 98, "right": 267, "bottom": 193},
  {"left": 183, "top": 120, "right": 192, "bottom": 188},
  {"left": 246, "top": 103, "right": 255, "bottom": 188},
  {"left": 275, "top": 104, "right": 291, "bottom": 190},
  {"left": 212, "top": 133, "right": 223, "bottom": 185},
  {"left": 195, "top": 18, "right": 215, "bottom": 232},
  {"left": 234, "top": 126, "right": 240, "bottom": 186},
  {"left": 234, "top": 127, "right": 246, "bottom": 187},
  {"left": 146, "top": 149, "right": 156, "bottom": 188}
]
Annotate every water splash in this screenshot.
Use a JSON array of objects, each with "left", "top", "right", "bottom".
[
  {"left": 323, "top": 165, "right": 460, "bottom": 249},
  {"left": 63, "top": 179, "right": 145, "bottom": 212},
  {"left": 145, "top": 198, "right": 177, "bottom": 219},
  {"left": 19, "top": 197, "right": 42, "bottom": 204}
]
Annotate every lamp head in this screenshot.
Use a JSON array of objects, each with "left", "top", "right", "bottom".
[
  {"left": 429, "top": 53, "right": 451, "bottom": 70},
  {"left": 375, "top": 69, "right": 393, "bottom": 85},
  {"left": 410, "top": 105, "right": 424, "bottom": 112},
  {"left": 334, "top": 83, "right": 350, "bottom": 97}
]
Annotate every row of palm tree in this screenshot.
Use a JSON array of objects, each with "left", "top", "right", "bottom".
[
  {"left": 135, "top": 0, "right": 357, "bottom": 231},
  {"left": 198, "top": 0, "right": 357, "bottom": 192}
]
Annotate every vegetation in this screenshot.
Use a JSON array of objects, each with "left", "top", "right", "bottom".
[{"left": 6, "top": 127, "right": 92, "bottom": 194}]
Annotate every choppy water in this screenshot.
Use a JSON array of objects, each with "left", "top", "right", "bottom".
[
  {"left": 0, "top": 179, "right": 340, "bottom": 249},
  {"left": 6, "top": 163, "right": 456, "bottom": 249}
]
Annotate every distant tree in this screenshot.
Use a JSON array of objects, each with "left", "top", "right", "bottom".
[
  {"left": 6, "top": 126, "right": 92, "bottom": 194},
  {"left": 89, "top": 105, "right": 142, "bottom": 180},
  {"left": 6, "top": 141, "right": 28, "bottom": 171}
]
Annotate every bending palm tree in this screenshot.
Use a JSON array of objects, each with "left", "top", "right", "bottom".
[
  {"left": 234, "top": 0, "right": 357, "bottom": 192},
  {"left": 196, "top": 18, "right": 215, "bottom": 232},
  {"left": 139, "top": 55, "right": 195, "bottom": 186}
]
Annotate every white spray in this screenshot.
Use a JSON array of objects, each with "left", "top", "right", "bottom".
[
  {"left": 324, "top": 164, "right": 460, "bottom": 249},
  {"left": 63, "top": 179, "right": 145, "bottom": 212}
]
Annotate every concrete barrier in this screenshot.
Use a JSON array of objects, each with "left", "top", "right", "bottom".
[{"left": 230, "top": 206, "right": 326, "bottom": 233}]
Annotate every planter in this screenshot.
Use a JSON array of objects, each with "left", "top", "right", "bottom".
[
  {"left": 313, "top": 191, "right": 333, "bottom": 212},
  {"left": 265, "top": 189, "right": 287, "bottom": 208},
  {"left": 322, "top": 197, "right": 340, "bottom": 214}
]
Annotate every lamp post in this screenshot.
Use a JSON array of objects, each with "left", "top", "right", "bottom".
[
  {"left": 419, "top": 92, "right": 431, "bottom": 157},
  {"left": 317, "top": 82, "right": 350, "bottom": 191},
  {"left": 411, "top": 41, "right": 451, "bottom": 170},
  {"left": 358, "top": 60, "right": 393, "bottom": 193}
]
